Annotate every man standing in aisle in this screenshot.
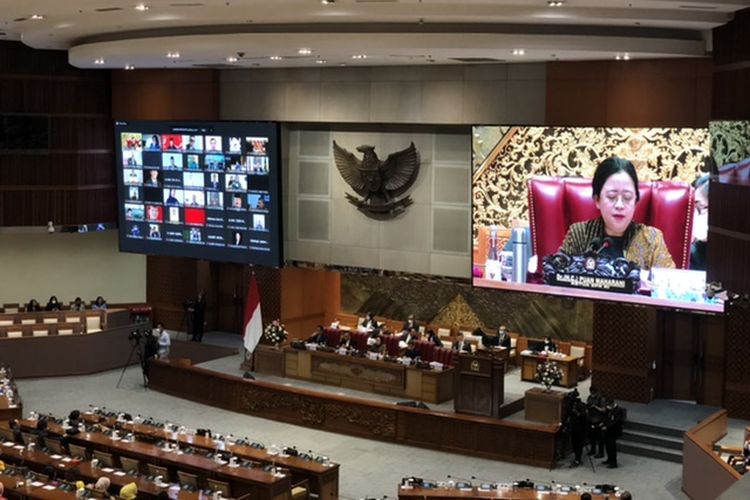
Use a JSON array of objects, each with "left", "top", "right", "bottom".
[
  {"left": 603, "top": 398, "right": 625, "bottom": 468},
  {"left": 190, "top": 290, "right": 206, "bottom": 342}
]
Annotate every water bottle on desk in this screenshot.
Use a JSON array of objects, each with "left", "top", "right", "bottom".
[{"left": 511, "top": 227, "right": 529, "bottom": 283}]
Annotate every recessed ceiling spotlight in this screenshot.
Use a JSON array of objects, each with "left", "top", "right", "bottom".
[
  {"left": 616, "top": 53, "right": 631, "bottom": 61},
  {"left": 269, "top": 55, "right": 282, "bottom": 60},
  {"left": 135, "top": 3, "right": 149, "bottom": 11},
  {"left": 512, "top": 49, "right": 525, "bottom": 56},
  {"left": 124, "top": 64, "right": 135, "bottom": 70},
  {"left": 30, "top": 14, "right": 45, "bottom": 20},
  {"left": 226, "top": 56, "right": 238, "bottom": 63},
  {"left": 321, "top": 0, "right": 335, "bottom": 4},
  {"left": 315, "top": 59, "right": 327, "bottom": 64},
  {"left": 166, "top": 51, "right": 180, "bottom": 59},
  {"left": 298, "top": 48, "right": 312, "bottom": 55},
  {"left": 547, "top": 1, "right": 564, "bottom": 7},
  {"left": 352, "top": 54, "right": 367, "bottom": 60},
  {"left": 94, "top": 58, "right": 105, "bottom": 65}
]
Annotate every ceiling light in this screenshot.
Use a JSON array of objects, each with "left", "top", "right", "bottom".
[
  {"left": 623, "top": 53, "right": 630, "bottom": 60},
  {"left": 269, "top": 55, "right": 282, "bottom": 61},
  {"left": 135, "top": 4, "right": 149, "bottom": 11},
  {"left": 30, "top": 14, "right": 45, "bottom": 20},
  {"left": 548, "top": 1, "right": 564, "bottom": 7},
  {"left": 124, "top": 64, "right": 135, "bottom": 70},
  {"left": 226, "top": 56, "right": 238, "bottom": 63},
  {"left": 616, "top": 53, "right": 631, "bottom": 61},
  {"left": 315, "top": 59, "right": 327, "bottom": 64},
  {"left": 352, "top": 54, "right": 367, "bottom": 60},
  {"left": 321, "top": 0, "right": 335, "bottom": 4},
  {"left": 94, "top": 58, "right": 105, "bottom": 65},
  {"left": 512, "top": 49, "right": 525, "bottom": 56},
  {"left": 298, "top": 48, "right": 312, "bottom": 55},
  {"left": 166, "top": 52, "right": 180, "bottom": 59}
]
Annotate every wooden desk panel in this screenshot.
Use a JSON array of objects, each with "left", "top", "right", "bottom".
[
  {"left": 285, "top": 348, "right": 454, "bottom": 404},
  {"left": 149, "top": 360, "right": 560, "bottom": 469},
  {"left": 520, "top": 353, "right": 580, "bottom": 388},
  {"left": 398, "top": 485, "right": 612, "bottom": 499}
]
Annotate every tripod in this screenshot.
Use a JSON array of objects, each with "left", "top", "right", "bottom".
[{"left": 116, "top": 336, "right": 147, "bottom": 389}]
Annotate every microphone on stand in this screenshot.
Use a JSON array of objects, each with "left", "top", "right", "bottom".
[{"left": 596, "top": 237, "right": 614, "bottom": 255}]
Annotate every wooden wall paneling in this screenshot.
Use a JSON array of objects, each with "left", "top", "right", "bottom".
[
  {"left": 253, "top": 266, "right": 282, "bottom": 327},
  {"left": 723, "top": 304, "right": 750, "bottom": 419},
  {"left": 699, "top": 313, "right": 726, "bottom": 408},
  {"left": 0, "top": 40, "right": 114, "bottom": 227},
  {"left": 546, "top": 58, "right": 711, "bottom": 127},
  {"left": 707, "top": 182, "right": 750, "bottom": 294},
  {"left": 592, "top": 303, "right": 657, "bottom": 403},
  {"left": 147, "top": 255, "right": 199, "bottom": 331},
  {"left": 712, "top": 7, "right": 750, "bottom": 119},
  {"left": 216, "top": 263, "right": 247, "bottom": 334},
  {"left": 281, "top": 267, "right": 329, "bottom": 339}
]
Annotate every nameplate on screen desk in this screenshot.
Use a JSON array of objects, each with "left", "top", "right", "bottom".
[{"left": 552, "top": 272, "right": 634, "bottom": 293}]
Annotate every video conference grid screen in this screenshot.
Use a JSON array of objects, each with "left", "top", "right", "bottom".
[
  {"left": 471, "top": 125, "right": 721, "bottom": 313},
  {"left": 115, "top": 121, "right": 281, "bottom": 266}
]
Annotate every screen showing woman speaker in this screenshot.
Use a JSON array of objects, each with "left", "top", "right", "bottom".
[
  {"left": 471, "top": 125, "right": 722, "bottom": 312},
  {"left": 115, "top": 120, "right": 281, "bottom": 266}
]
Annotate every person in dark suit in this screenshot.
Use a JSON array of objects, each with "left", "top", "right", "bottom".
[
  {"left": 307, "top": 325, "right": 328, "bottom": 345},
  {"left": 399, "top": 326, "right": 419, "bottom": 345},
  {"left": 45, "top": 295, "right": 61, "bottom": 311},
  {"left": 568, "top": 397, "right": 588, "bottom": 467},
  {"left": 452, "top": 332, "right": 471, "bottom": 353},
  {"left": 190, "top": 290, "right": 206, "bottom": 342},
  {"left": 338, "top": 330, "right": 352, "bottom": 349},
  {"left": 402, "top": 314, "right": 419, "bottom": 332},
  {"left": 603, "top": 398, "right": 625, "bottom": 468},
  {"left": 542, "top": 336, "right": 557, "bottom": 352},
  {"left": 586, "top": 386, "right": 606, "bottom": 459},
  {"left": 425, "top": 329, "right": 443, "bottom": 348},
  {"left": 404, "top": 339, "right": 419, "bottom": 360},
  {"left": 497, "top": 325, "right": 511, "bottom": 349},
  {"left": 361, "top": 312, "right": 378, "bottom": 331}
]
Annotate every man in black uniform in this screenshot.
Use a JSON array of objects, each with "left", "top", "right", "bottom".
[
  {"left": 190, "top": 290, "right": 206, "bottom": 342},
  {"left": 586, "top": 386, "right": 606, "bottom": 459},
  {"left": 569, "top": 395, "right": 588, "bottom": 467},
  {"left": 603, "top": 397, "right": 625, "bottom": 468}
]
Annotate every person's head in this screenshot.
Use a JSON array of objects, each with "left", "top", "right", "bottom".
[
  {"left": 150, "top": 169, "right": 158, "bottom": 181},
  {"left": 151, "top": 134, "right": 159, "bottom": 144},
  {"left": 43, "top": 465, "right": 56, "bottom": 480},
  {"left": 498, "top": 325, "right": 507, "bottom": 335},
  {"left": 407, "top": 339, "right": 416, "bottom": 348},
  {"left": 606, "top": 397, "right": 616, "bottom": 408},
  {"left": 169, "top": 155, "right": 176, "bottom": 164},
  {"left": 119, "top": 482, "right": 138, "bottom": 500},
  {"left": 408, "top": 314, "right": 415, "bottom": 321},
  {"left": 580, "top": 493, "right": 592, "bottom": 500},
  {"left": 95, "top": 296, "right": 104, "bottom": 305},
  {"left": 148, "top": 205, "right": 158, "bottom": 217},
  {"left": 9, "top": 419, "right": 19, "bottom": 429},
  {"left": 545, "top": 336, "right": 552, "bottom": 343},
  {"left": 94, "top": 476, "right": 111, "bottom": 492},
  {"left": 74, "top": 297, "right": 82, "bottom": 304},
  {"left": 592, "top": 157, "right": 640, "bottom": 237},
  {"left": 36, "top": 419, "right": 48, "bottom": 431},
  {"left": 69, "top": 410, "right": 81, "bottom": 421},
  {"left": 341, "top": 330, "right": 350, "bottom": 339},
  {"left": 257, "top": 197, "right": 266, "bottom": 209},
  {"left": 366, "top": 312, "right": 374, "bottom": 320},
  {"left": 157, "top": 322, "right": 164, "bottom": 331},
  {"left": 456, "top": 332, "right": 464, "bottom": 341},
  {"left": 49, "top": 296, "right": 58, "bottom": 304},
  {"left": 233, "top": 195, "right": 242, "bottom": 208},
  {"left": 619, "top": 491, "right": 632, "bottom": 500}
]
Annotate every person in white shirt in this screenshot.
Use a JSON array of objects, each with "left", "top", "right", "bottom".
[{"left": 156, "top": 323, "right": 171, "bottom": 359}]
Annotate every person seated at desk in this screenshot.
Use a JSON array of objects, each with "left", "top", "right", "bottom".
[
  {"left": 404, "top": 339, "right": 419, "bottom": 360},
  {"left": 542, "top": 336, "right": 557, "bottom": 353},
  {"left": 361, "top": 312, "right": 379, "bottom": 331},
  {"left": 452, "top": 332, "right": 471, "bottom": 353},
  {"left": 400, "top": 326, "right": 420, "bottom": 344},
  {"left": 743, "top": 437, "right": 750, "bottom": 460},
  {"left": 8, "top": 419, "right": 23, "bottom": 444},
  {"left": 45, "top": 295, "right": 61, "bottom": 311},
  {"left": 119, "top": 482, "right": 138, "bottom": 500},
  {"left": 367, "top": 332, "right": 387, "bottom": 355},
  {"left": 92, "top": 296, "right": 107, "bottom": 310},
  {"left": 338, "top": 330, "right": 353, "bottom": 349},
  {"left": 497, "top": 325, "right": 511, "bottom": 349},
  {"left": 402, "top": 314, "right": 419, "bottom": 332},
  {"left": 307, "top": 325, "right": 328, "bottom": 345},
  {"left": 558, "top": 156, "right": 674, "bottom": 270},
  {"left": 425, "top": 329, "right": 443, "bottom": 347},
  {"left": 33, "top": 418, "right": 49, "bottom": 447},
  {"left": 26, "top": 298, "right": 42, "bottom": 312},
  {"left": 71, "top": 297, "right": 86, "bottom": 311},
  {"left": 329, "top": 318, "right": 340, "bottom": 329}
]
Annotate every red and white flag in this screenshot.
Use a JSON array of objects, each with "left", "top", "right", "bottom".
[{"left": 243, "top": 275, "right": 263, "bottom": 353}]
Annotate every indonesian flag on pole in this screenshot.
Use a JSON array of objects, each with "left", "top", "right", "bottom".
[{"left": 243, "top": 275, "right": 263, "bottom": 353}]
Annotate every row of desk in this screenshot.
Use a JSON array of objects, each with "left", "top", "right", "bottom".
[
  {"left": 0, "top": 366, "right": 22, "bottom": 420},
  {"left": 398, "top": 485, "right": 617, "bottom": 499},
  {"left": 6, "top": 419, "right": 292, "bottom": 500},
  {"left": 13, "top": 413, "right": 339, "bottom": 499}
]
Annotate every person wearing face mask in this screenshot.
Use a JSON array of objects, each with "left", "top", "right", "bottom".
[{"left": 559, "top": 157, "right": 675, "bottom": 270}]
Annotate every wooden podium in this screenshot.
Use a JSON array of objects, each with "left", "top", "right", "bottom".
[{"left": 454, "top": 350, "right": 507, "bottom": 418}]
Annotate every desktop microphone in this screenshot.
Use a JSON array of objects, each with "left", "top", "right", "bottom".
[
  {"left": 586, "top": 237, "right": 602, "bottom": 255},
  {"left": 595, "top": 237, "right": 614, "bottom": 255}
]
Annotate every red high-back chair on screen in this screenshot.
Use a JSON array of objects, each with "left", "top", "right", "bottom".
[{"left": 527, "top": 176, "right": 694, "bottom": 272}]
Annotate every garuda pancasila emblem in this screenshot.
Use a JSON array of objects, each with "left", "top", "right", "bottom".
[{"left": 333, "top": 141, "right": 420, "bottom": 219}]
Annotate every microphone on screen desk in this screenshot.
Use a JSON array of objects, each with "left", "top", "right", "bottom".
[
  {"left": 471, "top": 476, "right": 498, "bottom": 489},
  {"left": 446, "top": 475, "right": 473, "bottom": 488}
]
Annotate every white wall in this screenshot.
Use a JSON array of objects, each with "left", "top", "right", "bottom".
[{"left": 0, "top": 230, "right": 146, "bottom": 305}]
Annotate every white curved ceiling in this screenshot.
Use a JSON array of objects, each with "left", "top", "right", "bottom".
[{"left": 1, "top": 0, "right": 748, "bottom": 68}]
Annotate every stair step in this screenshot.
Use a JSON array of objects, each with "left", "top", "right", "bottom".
[
  {"left": 620, "top": 429, "right": 684, "bottom": 451},
  {"left": 623, "top": 420, "right": 684, "bottom": 439},
  {"left": 617, "top": 442, "right": 683, "bottom": 464}
]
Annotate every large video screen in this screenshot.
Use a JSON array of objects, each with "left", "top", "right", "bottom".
[
  {"left": 472, "top": 126, "right": 723, "bottom": 313},
  {"left": 115, "top": 121, "right": 282, "bottom": 266}
]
